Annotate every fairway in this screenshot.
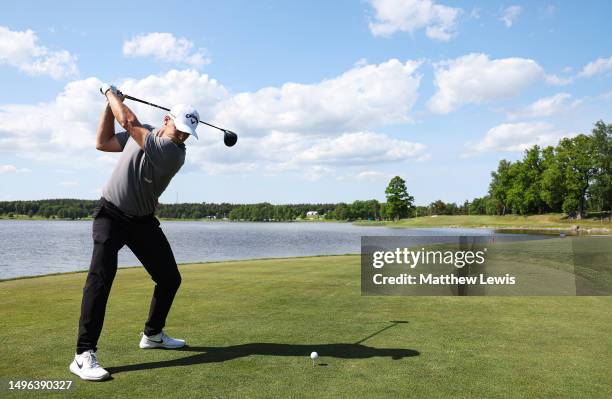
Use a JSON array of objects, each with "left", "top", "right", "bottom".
[{"left": 1, "top": 255, "right": 611, "bottom": 398}]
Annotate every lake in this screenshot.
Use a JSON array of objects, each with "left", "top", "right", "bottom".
[{"left": 0, "top": 220, "right": 550, "bottom": 280}]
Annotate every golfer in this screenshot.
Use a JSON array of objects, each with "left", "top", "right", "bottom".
[{"left": 70, "top": 83, "right": 199, "bottom": 381}]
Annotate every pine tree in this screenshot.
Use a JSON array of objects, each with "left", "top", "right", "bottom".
[{"left": 384, "top": 176, "right": 414, "bottom": 221}]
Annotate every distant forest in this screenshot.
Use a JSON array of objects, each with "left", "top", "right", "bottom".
[
  {"left": 2, "top": 121, "right": 609, "bottom": 221},
  {"left": 0, "top": 199, "right": 340, "bottom": 221},
  {"left": 466, "top": 120, "right": 611, "bottom": 219}
]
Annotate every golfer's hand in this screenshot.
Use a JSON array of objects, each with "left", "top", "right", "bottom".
[
  {"left": 100, "top": 83, "right": 115, "bottom": 96},
  {"left": 100, "top": 83, "right": 124, "bottom": 101}
]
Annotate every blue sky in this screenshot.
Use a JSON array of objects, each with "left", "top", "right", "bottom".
[{"left": 1, "top": 0, "right": 611, "bottom": 205}]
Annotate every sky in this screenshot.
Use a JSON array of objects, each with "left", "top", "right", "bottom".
[{"left": 0, "top": 0, "right": 611, "bottom": 205}]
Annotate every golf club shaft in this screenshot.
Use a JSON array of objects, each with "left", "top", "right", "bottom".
[
  {"left": 123, "top": 94, "right": 170, "bottom": 112},
  {"left": 123, "top": 94, "right": 228, "bottom": 134}
]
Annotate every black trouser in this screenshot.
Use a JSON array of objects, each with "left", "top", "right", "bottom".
[{"left": 76, "top": 199, "right": 181, "bottom": 354}]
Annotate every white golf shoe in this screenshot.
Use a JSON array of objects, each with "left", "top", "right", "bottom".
[
  {"left": 69, "top": 350, "right": 110, "bottom": 381},
  {"left": 139, "top": 331, "right": 186, "bottom": 349}
]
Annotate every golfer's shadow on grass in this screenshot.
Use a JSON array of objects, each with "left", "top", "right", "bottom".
[{"left": 107, "top": 321, "right": 419, "bottom": 374}]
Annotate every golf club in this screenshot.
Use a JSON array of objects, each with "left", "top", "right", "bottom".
[
  {"left": 354, "top": 321, "right": 408, "bottom": 345},
  {"left": 110, "top": 90, "right": 238, "bottom": 147}
]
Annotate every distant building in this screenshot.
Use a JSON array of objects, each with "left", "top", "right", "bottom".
[{"left": 306, "top": 211, "right": 319, "bottom": 218}]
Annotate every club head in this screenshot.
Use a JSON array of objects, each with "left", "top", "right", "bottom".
[{"left": 223, "top": 130, "right": 238, "bottom": 147}]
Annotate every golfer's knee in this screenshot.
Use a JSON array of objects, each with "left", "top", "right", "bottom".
[
  {"left": 162, "top": 271, "right": 181, "bottom": 290},
  {"left": 150, "top": 264, "right": 181, "bottom": 289},
  {"left": 84, "top": 270, "right": 115, "bottom": 290},
  {"left": 173, "top": 273, "right": 182, "bottom": 289}
]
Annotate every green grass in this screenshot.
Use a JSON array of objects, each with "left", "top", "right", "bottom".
[
  {"left": 1, "top": 254, "right": 611, "bottom": 398},
  {"left": 355, "top": 214, "right": 612, "bottom": 231}
]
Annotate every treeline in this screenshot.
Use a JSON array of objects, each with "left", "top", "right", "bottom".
[
  {"left": 0, "top": 199, "right": 242, "bottom": 220},
  {"left": 228, "top": 203, "right": 337, "bottom": 221},
  {"left": 0, "top": 199, "right": 392, "bottom": 222},
  {"left": 0, "top": 199, "right": 98, "bottom": 219},
  {"left": 157, "top": 203, "right": 238, "bottom": 219},
  {"left": 0, "top": 199, "right": 388, "bottom": 221},
  {"left": 227, "top": 200, "right": 390, "bottom": 221},
  {"left": 412, "top": 200, "right": 469, "bottom": 217},
  {"left": 470, "top": 121, "right": 611, "bottom": 218}
]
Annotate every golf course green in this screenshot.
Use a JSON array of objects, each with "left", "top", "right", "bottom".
[{"left": 1, "top": 254, "right": 611, "bottom": 398}]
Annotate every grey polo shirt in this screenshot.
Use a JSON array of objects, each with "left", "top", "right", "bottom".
[{"left": 102, "top": 125, "right": 185, "bottom": 216}]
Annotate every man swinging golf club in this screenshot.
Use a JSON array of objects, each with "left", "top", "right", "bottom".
[{"left": 70, "top": 83, "right": 198, "bottom": 381}]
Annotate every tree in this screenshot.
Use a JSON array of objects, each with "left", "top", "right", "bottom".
[
  {"left": 461, "top": 200, "right": 470, "bottom": 215},
  {"left": 590, "top": 121, "right": 612, "bottom": 213},
  {"left": 469, "top": 197, "right": 488, "bottom": 215},
  {"left": 350, "top": 200, "right": 380, "bottom": 220},
  {"left": 334, "top": 203, "right": 350, "bottom": 220},
  {"left": 556, "top": 135, "right": 597, "bottom": 219},
  {"left": 489, "top": 160, "right": 513, "bottom": 215},
  {"left": 540, "top": 145, "right": 566, "bottom": 212},
  {"left": 505, "top": 161, "right": 526, "bottom": 214},
  {"left": 501, "top": 147, "right": 546, "bottom": 215},
  {"left": 429, "top": 200, "right": 446, "bottom": 215},
  {"left": 521, "top": 146, "right": 545, "bottom": 213},
  {"left": 411, "top": 206, "right": 428, "bottom": 217},
  {"left": 384, "top": 176, "right": 414, "bottom": 221}
]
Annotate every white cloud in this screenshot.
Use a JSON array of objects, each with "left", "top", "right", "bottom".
[
  {"left": 579, "top": 56, "right": 612, "bottom": 78},
  {"left": 0, "top": 70, "right": 229, "bottom": 169},
  {"left": 500, "top": 5, "right": 522, "bottom": 27},
  {"left": 354, "top": 58, "right": 369, "bottom": 67},
  {"left": 357, "top": 171, "right": 389, "bottom": 180},
  {"left": 302, "top": 166, "right": 336, "bottom": 181},
  {"left": 120, "top": 69, "right": 230, "bottom": 123},
  {"left": 187, "top": 130, "right": 428, "bottom": 177},
  {"left": 0, "top": 77, "right": 106, "bottom": 159},
  {"left": 0, "top": 64, "right": 426, "bottom": 181},
  {"left": 337, "top": 170, "right": 393, "bottom": 182},
  {"left": 544, "top": 74, "right": 573, "bottom": 86},
  {"left": 213, "top": 59, "right": 422, "bottom": 136},
  {"left": 428, "top": 53, "right": 545, "bottom": 114},
  {"left": 507, "top": 93, "right": 581, "bottom": 119},
  {"left": 295, "top": 132, "right": 426, "bottom": 165},
  {"left": 368, "top": 0, "right": 461, "bottom": 41},
  {"left": 0, "top": 26, "right": 78, "bottom": 79},
  {"left": 123, "top": 33, "right": 210, "bottom": 68},
  {"left": 0, "top": 164, "right": 30, "bottom": 173},
  {"left": 464, "top": 122, "right": 575, "bottom": 155}
]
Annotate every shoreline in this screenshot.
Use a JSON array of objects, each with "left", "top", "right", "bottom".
[
  {"left": 0, "top": 253, "right": 357, "bottom": 283},
  {"left": 1, "top": 215, "right": 610, "bottom": 234}
]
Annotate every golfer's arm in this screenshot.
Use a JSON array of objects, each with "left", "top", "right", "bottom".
[
  {"left": 106, "top": 91, "right": 149, "bottom": 149},
  {"left": 95, "top": 104, "right": 123, "bottom": 152}
]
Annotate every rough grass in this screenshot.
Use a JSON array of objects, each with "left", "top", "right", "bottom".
[
  {"left": 1, "top": 255, "right": 611, "bottom": 398},
  {"left": 355, "top": 214, "right": 612, "bottom": 231}
]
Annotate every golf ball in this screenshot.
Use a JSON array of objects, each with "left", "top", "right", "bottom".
[{"left": 310, "top": 352, "right": 319, "bottom": 360}]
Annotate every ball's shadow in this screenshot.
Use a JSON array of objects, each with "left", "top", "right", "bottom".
[{"left": 107, "top": 321, "right": 418, "bottom": 375}]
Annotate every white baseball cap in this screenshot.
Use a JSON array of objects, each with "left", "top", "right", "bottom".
[{"left": 169, "top": 104, "right": 200, "bottom": 139}]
